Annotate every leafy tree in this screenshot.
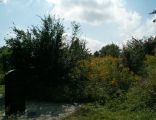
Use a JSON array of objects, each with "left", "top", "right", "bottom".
[
  {"left": 0, "top": 46, "right": 12, "bottom": 72},
  {"left": 62, "top": 22, "right": 90, "bottom": 101},
  {"left": 5, "top": 15, "right": 90, "bottom": 101},
  {"left": 94, "top": 51, "right": 100, "bottom": 57},
  {"left": 143, "top": 37, "right": 156, "bottom": 55},
  {"left": 0, "top": 46, "right": 11, "bottom": 84},
  {"left": 6, "top": 16, "right": 66, "bottom": 100},
  {"left": 77, "top": 56, "right": 135, "bottom": 103},
  {"left": 6, "top": 27, "right": 34, "bottom": 69},
  {"left": 99, "top": 43, "right": 120, "bottom": 57},
  {"left": 123, "top": 37, "right": 145, "bottom": 73},
  {"left": 67, "top": 22, "right": 90, "bottom": 68}
]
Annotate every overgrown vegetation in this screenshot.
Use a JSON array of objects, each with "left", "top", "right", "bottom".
[
  {"left": 64, "top": 104, "right": 156, "bottom": 120},
  {"left": 0, "top": 15, "right": 156, "bottom": 118}
]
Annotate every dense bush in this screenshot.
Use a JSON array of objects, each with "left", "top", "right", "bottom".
[
  {"left": 72, "top": 56, "right": 136, "bottom": 104},
  {"left": 143, "top": 55, "right": 156, "bottom": 110},
  {"left": 95, "top": 43, "right": 120, "bottom": 57},
  {"left": 107, "top": 55, "right": 156, "bottom": 111},
  {"left": 144, "top": 37, "right": 156, "bottom": 55},
  {"left": 0, "top": 15, "right": 156, "bottom": 114},
  {"left": 4, "top": 15, "right": 90, "bottom": 101},
  {"left": 123, "top": 38, "right": 145, "bottom": 74},
  {"left": 0, "top": 46, "right": 11, "bottom": 85}
]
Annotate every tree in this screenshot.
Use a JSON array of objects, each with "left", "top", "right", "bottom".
[
  {"left": 0, "top": 46, "right": 11, "bottom": 84},
  {"left": 99, "top": 43, "right": 120, "bottom": 57},
  {"left": 143, "top": 37, "right": 156, "bottom": 55},
  {"left": 6, "top": 27, "right": 34, "bottom": 69},
  {"left": 5, "top": 15, "right": 90, "bottom": 101},
  {"left": 123, "top": 37, "right": 145, "bottom": 73},
  {"left": 62, "top": 22, "right": 90, "bottom": 101},
  {"left": 67, "top": 22, "right": 90, "bottom": 68},
  {"left": 94, "top": 51, "right": 100, "bottom": 57},
  {"left": 0, "top": 46, "right": 12, "bottom": 72},
  {"left": 5, "top": 16, "right": 65, "bottom": 99}
]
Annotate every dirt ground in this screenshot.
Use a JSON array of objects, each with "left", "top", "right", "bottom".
[{"left": 0, "top": 97, "right": 80, "bottom": 120}]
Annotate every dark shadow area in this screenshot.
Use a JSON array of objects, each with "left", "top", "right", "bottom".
[
  {"left": 4, "top": 68, "right": 78, "bottom": 117},
  {"left": 0, "top": 95, "right": 5, "bottom": 120},
  {"left": 5, "top": 69, "right": 26, "bottom": 116},
  {"left": 1, "top": 100, "right": 79, "bottom": 120}
]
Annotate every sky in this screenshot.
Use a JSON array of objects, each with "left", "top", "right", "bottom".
[{"left": 1, "top": 0, "right": 156, "bottom": 52}]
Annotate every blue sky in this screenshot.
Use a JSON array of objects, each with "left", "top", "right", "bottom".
[{"left": 1, "top": 0, "right": 156, "bottom": 52}]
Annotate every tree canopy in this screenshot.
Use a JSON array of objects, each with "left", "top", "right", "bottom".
[{"left": 95, "top": 43, "right": 120, "bottom": 57}]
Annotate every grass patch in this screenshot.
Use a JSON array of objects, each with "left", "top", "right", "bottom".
[
  {"left": 0, "top": 85, "right": 5, "bottom": 115},
  {"left": 64, "top": 104, "right": 156, "bottom": 120},
  {"left": 0, "top": 85, "right": 5, "bottom": 95}
]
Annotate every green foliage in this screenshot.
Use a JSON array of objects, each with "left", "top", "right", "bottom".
[
  {"left": 107, "top": 55, "right": 156, "bottom": 111},
  {"left": 6, "top": 27, "right": 33, "bottom": 69},
  {"left": 93, "top": 51, "right": 100, "bottom": 57},
  {"left": 5, "top": 16, "right": 67, "bottom": 100},
  {"left": 74, "top": 56, "right": 135, "bottom": 104},
  {"left": 0, "top": 74, "right": 4, "bottom": 85},
  {"left": 98, "top": 43, "right": 120, "bottom": 57},
  {"left": 0, "top": 85, "right": 5, "bottom": 95},
  {"left": 123, "top": 36, "right": 156, "bottom": 73},
  {"left": 1, "top": 15, "right": 156, "bottom": 116},
  {"left": 64, "top": 104, "right": 156, "bottom": 120},
  {"left": 5, "top": 15, "right": 90, "bottom": 101},
  {"left": 143, "top": 37, "right": 156, "bottom": 55},
  {"left": 66, "top": 22, "right": 90, "bottom": 71},
  {"left": 122, "top": 79, "right": 156, "bottom": 111},
  {"left": 123, "top": 38, "right": 145, "bottom": 73},
  {"left": 0, "top": 46, "right": 11, "bottom": 85},
  {"left": 6, "top": 15, "right": 65, "bottom": 72},
  {"left": 0, "top": 46, "right": 12, "bottom": 72},
  {"left": 144, "top": 55, "right": 156, "bottom": 110},
  {"left": 125, "top": 85, "right": 150, "bottom": 111}
]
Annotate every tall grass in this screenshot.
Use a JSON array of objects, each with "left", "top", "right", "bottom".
[
  {"left": 0, "top": 85, "right": 5, "bottom": 95},
  {"left": 64, "top": 104, "right": 156, "bottom": 120}
]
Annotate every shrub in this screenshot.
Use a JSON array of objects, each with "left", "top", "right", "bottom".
[
  {"left": 75, "top": 56, "right": 135, "bottom": 103},
  {"left": 144, "top": 55, "right": 156, "bottom": 110},
  {"left": 0, "top": 74, "right": 4, "bottom": 85},
  {"left": 123, "top": 38, "right": 145, "bottom": 74},
  {"left": 122, "top": 55, "right": 156, "bottom": 111}
]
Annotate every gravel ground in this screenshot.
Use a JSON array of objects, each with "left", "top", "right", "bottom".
[{"left": 0, "top": 97, "right": 81, "bottom": 120}]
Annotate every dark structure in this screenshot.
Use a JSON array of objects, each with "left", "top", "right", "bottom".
[
  {"left": 4, "top": 68, "right": 45, "bottom": 116},
  {"left": 5, "top": 69, "right": 26, "bottom": 115},
  {"left": 4, "top": 67, "right": 59, "bottom": 116}
]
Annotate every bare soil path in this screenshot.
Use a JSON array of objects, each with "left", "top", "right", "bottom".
[{"left": 0, "top": 97, "right": 80, "bottom": 120}]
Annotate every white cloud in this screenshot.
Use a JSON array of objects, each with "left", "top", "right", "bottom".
[
  {"left": 133, "top": 16, "right": 156, "bottom": 38},
  {"left": 0, "top": 0, "right": 8, "bottom": 4},
  {"left": 47, "top": 0, "right": 141, "bottom": 30},
  {"left": 85, "top": 37, "right": 106, "bottom": 53},
  {"left": 46, "top": 0, "right": 156, "bottom": 49},
  {"left": 120, "top": 15, "right": 156, "bottom": 41}
]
